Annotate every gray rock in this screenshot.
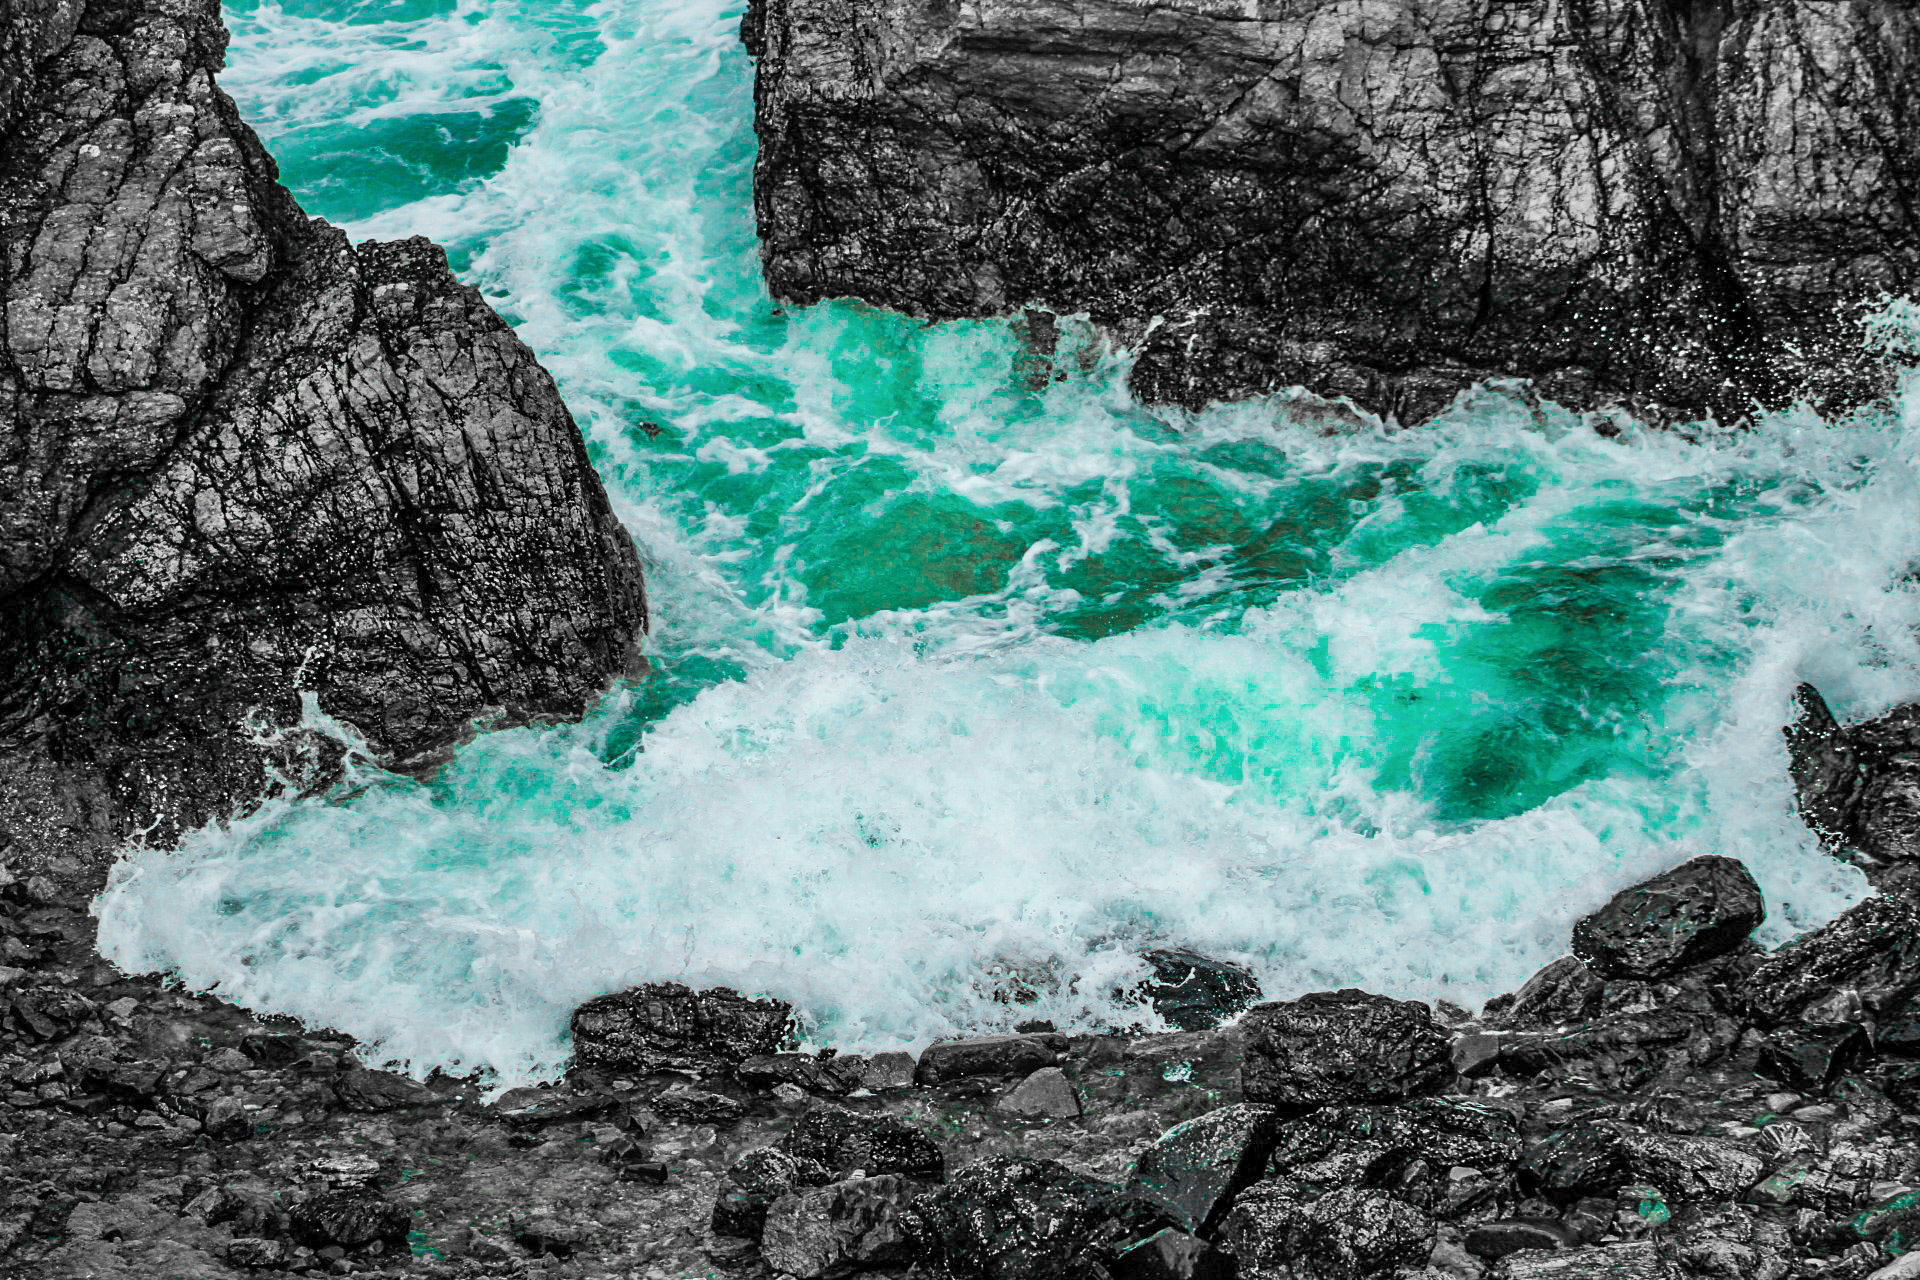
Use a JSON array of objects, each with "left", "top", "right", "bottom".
[
  {"left": 744, "top": 0, "right": 1915, "bottom": 421},
  {"left": 1217, "top": 1183, "right": 1434, "bottom": 1280},
  {"left": 0, "top": 0, "right": 646, "bottom": 861},
  {"left": 1125, "top": 1103, "right": 1281, "bottom": 1234},
  {"left": 570, "top": 983, "right": 795, "bottom": 1076},
  {"left": 1464, "top": 1218, "right": 1577, "bottom": 1261},
  {"left": 900, "top": 1156, "right": 1146, "bottom": 1280},
  {"left": 1240, "top": 990, "right": 1453, "bottom": 1107},
  {"left": 913, "top": 1033, "right": 1058, "bottom": 1086},
  {"left": 488, "top": 1084, "right": 615, "bottom": 1127},
  {"left": 1110, "top": 1228, "right": 1231, "bottom": 1280},
  {"left": 779, "top": 1102, "right": 944, "bottom": 1178},
  {"left": 288, "top": 1190, "right": 408, "bottom": 1249},
  {"left": 859, "top": 1051, "right": 916, "bottom": 1092},
  {"left": 333, "top": 1066, "right": 441, "bottom": 1114},
  {"left": 1132, "top": 949, "right": 1261, "bottom": 1033},
  {"left": 1756, "top": 1024, "right": 1871, "bottom": 1096},
  {"left": 712, "top": 1147, "right": 835, "bottom": 1240},
  {"left": 762, "top": 1174, "right": 916, "bottom": 1278},
  {"left": 1491, "top": 1242, "right": 1681, "bottom": 1279},
  {"left": 1569, "top": 856, "right": 1765, "bottom": 980},
  {"left": 994, "top": 1067, "right": 1081, "bottom": 1121},
  {"left": 1747, "top": 896, "right": 1920, "bottom": 1025}
]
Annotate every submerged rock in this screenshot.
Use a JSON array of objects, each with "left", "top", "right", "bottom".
[
  {"left": 570, "top": 983, "right": 795, "bottom": 1077},
  {"left": 744, "top": 0, "right": 1915, "bottom": 421},
  {"left": 914, "top": 1033, "right": 1059, "bottom": 1086},
  {"left": 1240, "top": 990, "right": 1454, "bottom": 1107},
  {"left": 1569, "top": 856, "right": 1764, "bottom": 980},
  {"left": 1131, "top": 948, "right": 1261, "bottom": 1032}
]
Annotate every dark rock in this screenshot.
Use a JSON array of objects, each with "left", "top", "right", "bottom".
[
  {"left": 901, "top": 1156, "right": 1147, "bottom": 1280},
  {"left": 1757, "top": 1025, "right": 1872, "bottom": 1096},
  {"left": 739, "top": 1052, "right": 862, "bottom": 1096},
  {"left": 859, "top": 1052, "right": 917, "bottom": 1092},
  {"left": 995, "top": 1067, "right": 1081, "bottom": 1121},
  {"left": 1466, "top": 1218, "right": 1578, "bottom": 1260},
  {"left": 225, "top": 1236, "right": 290, "bottom": 1269},
  {"left": 1617, "top": 1133, "right": 1765, "bottom": 1204},
  {"left": 1124, "top": 1103, "right": 1282, "bottom": 1234},
  {"left": 239, "top": 1033, "right": 305, "bottom": 1068},
  {"left": 1216, "top": 1183, "right": 1433, "bottom": 1280},
  {"left": 570, "top": 983, "right": 795, "bottom": 1077},
  {"left": 1262, "top": 1096, "right": 1521, "bottom": 1214},
  {"left": 201, "top": 1095, "right": 252, "bottom": 1141},
  {"left": 743, "top": 0, "right": 1912, "bottom": 422},
  {"left": 1491, "top": 1241, "right": 1681, "bottom": 1278},
  {"left": 512, "top": 1215, "right": 584, "bottom": 1259},
  {"left": 1496, "top": 1005, "right": 1740, "bottom": 1091},
  {"left": 1111, "top": 1229, "right": 1231, "bottom": 1280},
  {"left": 1240, "top": 990, "right": 1453, "bottom": 1107},
  {"left": 1787, "top": 684, "right": 1863, "bottom": 846},
  {"left": 0, "top": 0, "right": 646, "bottom": 860},
  {"left": 712, "top": 1147, "right": 836, "bottom": 1240},
  {"left": 1747, "top": 896, "right": 1920, "bottom": 1025},
  {"left": 651, "top": 1082, "right": 748, "bottom": 1124},
  {"left": 1569, "top": 857, "right": 1765, "bottom": 980},
  {"left": 1453, "top": 1031, "right": 1504, "bottom": 1077},
  {"left": 333, "top": 1067, "right": 441, "bottom": 1113},
  {"left": 289, "top": 1190, "right": 409, "bottom": 1249},
  {"left": 1131, "top": 949, "right": 1260, "bottom": 1033},
  {"left": 762, "top": 1173, "right": 917, "bottom": 1278},
  {"left": 1520, "top": 1126, "right": 1631, "bottom": 1202},
  {"left": 780, "top": 1103, "right": 944, "bottom": 1179},
  {"left": 914, "top": 1034, "right": 1059, "bottom": 1086},
  {"left": 488, "top": 1084, "right": 615, "bottom": 1127}
]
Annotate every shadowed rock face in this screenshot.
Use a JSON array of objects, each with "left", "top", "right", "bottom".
[
  {"left": 0, "top": 0, "right": 648, "bottom": 863},
  {"left": 744, "top": 0, "right": 1920, "bottom": 421}
]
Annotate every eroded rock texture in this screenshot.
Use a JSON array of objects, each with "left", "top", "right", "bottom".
[
  {"left": 745, "top": 0, "right": 1920, "bottom": 421},
  {"left": 0, "top": 0, "right": 648, "bottom": 862}
]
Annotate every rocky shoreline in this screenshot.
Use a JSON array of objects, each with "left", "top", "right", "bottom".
[{"left": 8, "top": 839, "right": 1920, "bottom": 1279}]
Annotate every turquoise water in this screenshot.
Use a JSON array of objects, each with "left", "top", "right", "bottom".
[{"left": 93, "top": 0, "right": 1920, "bottom": 1085}]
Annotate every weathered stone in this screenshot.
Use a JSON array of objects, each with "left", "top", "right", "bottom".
[
  {"left": 1262, "top": 1097, "right": 1520, "bottom": 1216},
  {"left": 651, "top": 1082, "right": 748, "bottom": 1124},
  {"left": 1569, "top": 857, "right": 1765, "bottom": 980},
  {"left": 995, "top": 1067, "right": 1081, "bottom": 1121},
  {"left": 1756, "top": 1024, "right": 1872, "bottom": 1096},
  {"left": 1617, "top": 1132, "right": 1765, "bottom": 1204},
  {"left": 1240, "top": 990, "right": 1453, "bottom": 1107},
  {"left": 762, "top": 1174, "right": 916, "bottom": 1278},
  {"left": 570, "top": 983, "right": 794, "bottom": 1076},
  {"left": 1747, "top": 896, "right": 1920, "bottom": 1025},
  {"left": 1125, "top": 1103, "right": 1282, "bottom": 1234},
  {"left": 901, "top": 1156, "right": 1146, "bottom": 1280},
  {"left": 224, "top": 1236, "right": 288, "bottom": 1269},
  {"left": 288, "top": 1190, "right": 409, "bottom": 1249},
  {"left": 739, "top": 1052, "right": 862, "bottom": 1096},
  {"left": 333, "top": 1066, "right": 441, "bottom": 1114},
  {"left": 780, "top": 1103, "right": 944, "bottom": 1179},
  {"left": 914, "top": 1034, "right": 1058, "bottom": 1087},
  {"left": 712, "top": 1147, "right": 835, "bottom": 1240},
  {"left": 488, "top": 1084, "right": 614, "bottom": 1127},
  {"left": 743, "top": 0, "right": 1916, "bottom": 422},
  {"left": 1111, "top": 1228, "right": 1231, "bottom": 1280},
  {"left": 1465, "top": 1218, "right": 1577, "bottom": 1260},
  {"left": 1496, "top": 1005, "right": 1739, "bottom": 1091},
  {"left": 1520, "top": 1126, "right": 1631, "bottom": 1201},
  {"left": 1132, "top": 949, "right": 1260, "bottom": 1033},
  {"left": 859, "top": 1051, "right": 917, "bottom": 1092},
  {"left": 1787, "top": 684, "right": 1863, "bottom": 847},
  {"left": 1217, "top": 1183, "right": 1433, "bottom": 1280},
  {"left": 1491, "top": 1241, "right": 1682, "bottom": 1278}
]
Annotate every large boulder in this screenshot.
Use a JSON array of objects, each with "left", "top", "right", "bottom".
[
  {"left": 1569, "top": 856, "right": 1764, "bottom": 979},
  {"left": 1125, "top": 1104, "right": 1283, "bottom": 1234},
  {"left": 762, "top": 1174, "right": 917, "bottom": 1278},
  {"left": 744, "top": 0, "right": 1918, "bottom": 421},
  {"left": 1746, "top": 896, "right": 1920, "bottom": 1025},
  {"left": 914, "top": 1033, "right": 1059, "bottom": 1086},
  {"left": 779, "top": 1104, "right": 945, "bottom": 1179},
  {"left": 0, "top": 0, "right": 646, "bottom": 862},
  {"left": 570, "top": 983, "right": 795, "bottom": 1077},
  {"left": 901, "top": 1157, "right": 1151, "bottom": 1280},
  {"left": 712, "top": 1148, "right": 835, "bottom": 1240},
  {"left": 1239, "top": 990, "right": 1453, "bottom": 1107},
  {"left": 1216, "top": 1184, "right": 1434, "bottom": 1280}
]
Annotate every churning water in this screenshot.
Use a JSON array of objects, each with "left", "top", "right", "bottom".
[{"left": 93, "top": 0, "right": 1918, "bottom": 1086}]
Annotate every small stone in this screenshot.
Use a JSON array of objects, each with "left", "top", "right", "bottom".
[
  {"left": 290, "top": 1191, "right": 409, "bottom": 1249},
  {"left": 1452, "top": 1032, "right": 1503, "bottom": 1077},
  {"left": 202, "top": 1095, "right": 252, "bottom": 1141},
  {"left": 490, "top": 1084, "right": 614, "bottom": 1126},
  {"left": 995, "top": 1067, "right": 1081, "bottom": 1120},
  {"left": 913, "top": 1034, "right": 1058, "bottom": 1086},
  {"left": 652, "top": 1081, "right": 747, "bottom": 1124}
]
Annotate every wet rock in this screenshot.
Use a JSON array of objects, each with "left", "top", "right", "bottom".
[
  {"left": 652, "top": 1081, "right": 748, "bottom": 1124},
  {"left": 489, "top": 1083, "right": 616, "bottom": 1127},
  {"left": 914, "top": 1034, "right": 1060, "bottom": 1086},
  {"left": 995, "top": 1067, "right": 1081, "bottom": 1121},
  {"left": 1788, "top": 684, "right": 1863, "bottom": 846},
  {"left": 225, "top": 1236, "right": 289, "bottom": 1269},
  {"left": 1757, "top": 1024, "right": 1872, "bottom": 1096},
  {"left": 1495, "top": 1005, "right": 1737, "bottom": 1091},
  {"left": 570, "top": 983, "right": 795, "bottom": 1076},
  {"left": 239, "top": 1032, "right": 305, "bottom": 1068},
  {"left": 1521, "top": 1126, "right": 1631, "bottom": 1201},
  {"left": 1217, "top": 1183, "right": 1434, "bottom": 1279},
  {"left": 1616, "top": 1133, "right": 1765, "bottom": 1204},
  {"left": 1465, "top": 1218, "right": 1577, "bottom": 1260},
  {"left": 289, "top": 1190, "right": 409, "bottom": 1249},
  {"left": 1125, "top": 1103, "right": 1282, "bottom": 1234},
  {"left": 740, "top": 1052, "right": 862, "bottom": 1096},
  {"left": 1111, "top": 1228, "right": 1231, "bottom": 1280},
  {"left": 901, "top": 1156, "right": 1146, "bottom": 1280},
  {"left": 860, "top": 1052, "right": 917, "bottom": 1092},
  {"left": 1569, "top": 856, "right": 1765, "bottom": 980},
  {"left": 762, "top": 1173, "right": 916, "bottom": 1278},
  {"left": 1240, "top": 990, "right": 1454, "bottom": 1107},
  {"left": 1131, "top": 949, "right": 1261, "bottom": 1033},
  {"left": 780, "top": 1103, "right": 944, "bottom": 1178},
  {"left": 713, "top": 1147, "right": 836, "bottom": 1240},
  {"left": 1262, "top": 1097, "right": 1521, "bottom": 1217},
  {"left": 1747, "top": 897, "right": 1920, "bottom": 1025},
  {"left": 333, "top": 1066, "right": 441, "bottom": 1113},
  {"left": 1491, "top": 1241, "right": 1681, "bottom": 1278}
]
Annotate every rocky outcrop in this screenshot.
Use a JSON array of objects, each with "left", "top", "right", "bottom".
[
  {"left": 1786, "top": 685, "right": 1920, "bottom": 896},
  {"left": 0, "top": 0, "right": 648, "bottom": 865},
  {"left": 744, "top": 0, "right": 1920, "bottom": 421}
]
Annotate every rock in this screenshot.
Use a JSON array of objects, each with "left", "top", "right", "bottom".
[
  {"left": 1495, "top": 1005, "right": 1739, "bottom": 1091},
  {"left": 742, "top": 0, "right": 1912, "bottom": 421},
  {"left": 901, "top": 1156, "right": 1148, "bottom": 1280},
  {"left": 914, "top": 1034, "right": 1059, "bottom": 1086},
  {"left": 1569, "top": 857, "right": 1765, "bottom": 980},
  {"left": 1111, "top": 1229, "right": 1231, "bottom": 1280},
  {"left": 651, "top": 1082, "right": 748, "bottom": 1124},
  {"left": 761, "top": 1174, "right": 916, "bottom": 1278},
  {"left": 288, "top": 1190, "right": 410, "bottom": 1249},
  {"left": 1131, "top": 949, "right": 1261, "bottom": 1032},
  {"left": 1259, "top": 1097, "right": 1520, "bottom": 1218},
  {"left": 0, "top": 0, "right": 646, "bottom": 860},
  {"left": 1520, "top": 1126, "right": 1630, "bottom": 1201},
  {"left": 860, "top": 1052, "right": 917, "bottom": 1092},
  {"left": 1240, "top": 990, "right": 1454, "bottom": 1107},
  {"left": 1756, "top": 1024, "right": 1872, "bottom": 1096},
  {"left": 739, "top": 1052, "right": 862, "bottom": 1096},
  {"left": 225, "top": 1237, "right": 289, "bottom": 1268},
  {"left": 333, "top": 1067, "right": 441, "bottom": 1113},
  {"left": 712, "top": 1148, "right": 835, "bottom": 1240},
  {"left": 1615, "top": 1133, "right": 1765, "bottom": 1204},
  {"left": 1747, "top": 896, "right": 1920, "bottom": 1025},
  {"left": 1125, "top": 1103, "right": 1282, "bottom": 1234},
  {"left": 1491, "top": 1242, "right": 1681, "bottom": 1278},
  {"left": 570, "top": 983, "right": 795, "bottom": 1076},
  {"left": 489, "top": 1084, "right": 616, "bottom": 1127},
  {"left": 239, "top": 1033, "right": 305, "bottom": 1068},
  {"left": 779, "top": 1103, "right": 944, "bottom": 1178},
  {"left": 995, "top": 1068, "right": 1081, "bottom": 1121},
  {"left": 201, "top": 1095, "right": 252, "bottom": 1142},
  {"left": 1787, "top": 684, "right": 1863, "bottom": 846},
  {"left": 1452, "top": 1032, "right": 1504, "bottom": 1077},
  {"left": 1216, "top": 1183, "right": 1434, "bottom": 1280},
  {"left": 1785, "top": 696, "right": 1920, "bottom": 887},
  {"left": 1871, "top": 1252, "right": 1920, "bottom": 1279},
  {"left": 1465, "top": 1218, "right": 1577, "bottom": 1260}
]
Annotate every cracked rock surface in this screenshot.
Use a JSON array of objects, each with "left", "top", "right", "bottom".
[
  {"left": 745, "top": 0, "right": 1920, "bottom": 421},
  {"left": 0, "top": 0, "right": 648, "bottom": 862}
]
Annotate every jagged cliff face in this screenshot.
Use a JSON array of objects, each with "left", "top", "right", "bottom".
[
  {"left": 0, "top": 0, "right": 648, "bottom": 860},
  {"left": 745, "top": 0, "right": 1920, "bottom": 421}
]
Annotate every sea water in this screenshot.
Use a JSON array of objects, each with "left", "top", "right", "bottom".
[{"left": 93, "top": 0, "right": 1918, "bottom": 1085}]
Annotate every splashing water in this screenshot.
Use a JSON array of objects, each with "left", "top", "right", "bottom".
[{"left": 93, "top": 0, "right": 1920, "bottom": 1086}]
